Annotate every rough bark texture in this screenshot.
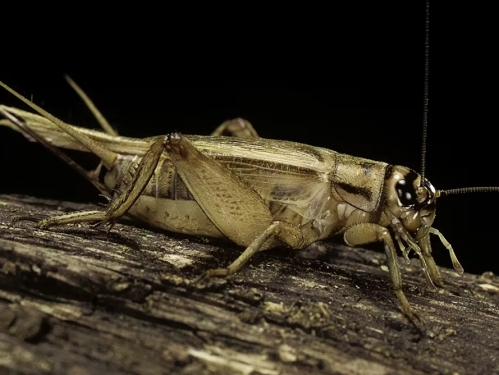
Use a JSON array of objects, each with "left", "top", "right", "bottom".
[{"left": 0, "top": 194, "right": 498, "bottom": 375}]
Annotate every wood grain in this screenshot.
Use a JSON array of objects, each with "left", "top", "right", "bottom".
[{"left": 0, "top": 195, "right": 498, "bottom": 375}]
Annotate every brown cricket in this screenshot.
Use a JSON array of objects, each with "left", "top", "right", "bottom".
[{"left": 3, "top": 74, "right": 497, "bottom": 322}]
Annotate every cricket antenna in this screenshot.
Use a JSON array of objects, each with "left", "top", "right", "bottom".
[
  {"left": 438, "top": 187, "right": 499, "bottom": 197},
  {"left": 420, "top": 0, "right": 430, "bottom": 186}
]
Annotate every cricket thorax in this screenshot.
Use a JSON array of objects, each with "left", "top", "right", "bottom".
[{"left": 317, "top": 154, "right": 390, "bottom": 234}]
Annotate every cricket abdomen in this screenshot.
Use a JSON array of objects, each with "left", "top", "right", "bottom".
[
  {"left": 129, "top": 196, "right": 225, "bottom": 238},
  {"left": 104, "top": 154, "right": 224, "bottom": 237},
  {"left": 104, "top": 137, "right": 387, "bottom": 246}
]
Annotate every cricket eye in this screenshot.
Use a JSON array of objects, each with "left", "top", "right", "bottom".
[{"left": 396, "top": 180, "right": 416, "bottom": 206}]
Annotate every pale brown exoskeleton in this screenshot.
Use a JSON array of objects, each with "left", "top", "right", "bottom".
[{"left": 2, "top": 76, "right": 498, "bottom": 323}]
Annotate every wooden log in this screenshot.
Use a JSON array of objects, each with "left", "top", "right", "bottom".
[{"left": 0, "top": 194, "right": 498, "bottom": 375}]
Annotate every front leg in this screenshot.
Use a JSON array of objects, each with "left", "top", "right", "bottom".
[{"left": 343, "top": 223, "right": 414, "bottom": 319}]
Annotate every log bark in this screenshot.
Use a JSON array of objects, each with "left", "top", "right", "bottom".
[{"left": 0, "top": 194, "right": 498, "bottom": 375}]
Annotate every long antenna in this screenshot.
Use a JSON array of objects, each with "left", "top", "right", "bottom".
[
  {"left": 439, "top": 187, "right": 499, "bottom": 196},
  {"left": 420, "top": 0, "right": 430, "bottom": 186}
]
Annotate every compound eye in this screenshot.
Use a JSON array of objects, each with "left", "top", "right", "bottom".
[{"left": 396, "top": 179, "right": 417, "bottom": 206}]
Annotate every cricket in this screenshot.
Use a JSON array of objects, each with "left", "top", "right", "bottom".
[{"left": 0, "top": 3, "right": 496, "bottom": 323}]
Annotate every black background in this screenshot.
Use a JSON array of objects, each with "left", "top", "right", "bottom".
[{"left": 1, "top": 3, "right": 498, "bottom": 275}]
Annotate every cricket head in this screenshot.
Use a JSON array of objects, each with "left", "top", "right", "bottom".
[
  {"left": 383, "top": 165, "right": 464, "bottom": 279},
  {"left": 384, "top": 165, "right": 437, "bottom": 242}
]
